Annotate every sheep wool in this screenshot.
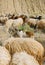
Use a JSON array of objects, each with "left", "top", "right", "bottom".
[
  {"left": 11, "top": 52, "right": 39, "bottom": 65},
  {"left": 5, "top": 18, "right": 23, "bottom": 32},
  {"left": 37, "top": 19, "right": 45, "bottom": 29},
  {"left": 27, "top": 18, "right": 37, "bottom": 26},
  {"left": 3, "top": 37, "right": 44, "bottom": 65},
  {"left": 12, "top": 18, "right": 23, "bottom": 27},
  {"left": 0, "top": 46, "right": 11, "bottom": 65},
  {"left": 5, "top": 19, "right": 13, "bottom": 31}
]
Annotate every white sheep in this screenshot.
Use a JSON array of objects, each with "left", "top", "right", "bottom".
[
  {"left": 17, "top": 31, "right": 27, "bottom": 38},
  {"left": 0, "top": 46, "right": 11, "bottom": 65},
  {"left": 11, "top": 52, "right": 39, "bottom": 65},
  {"left": 25, "top": 18, "right": 37, "bottom": 26},
  {"left": 5, "top": 18, "right": 23, "bottom": 31},
  {"left": 3, "top": 37, "right": 44, "bottom": 65},
  {"left": 12, "top": 18, "right": 23, "bottom": 27}
]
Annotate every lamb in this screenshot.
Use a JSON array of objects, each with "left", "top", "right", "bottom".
[
  {"left": 0, "top": 46, "right": 11, "bottom": 65},
  {"left": 3, "top": 37, "right": 44, "bottom": 65},
  {"left": 11, "top": 52, "right": 39, "bottom": 65}
]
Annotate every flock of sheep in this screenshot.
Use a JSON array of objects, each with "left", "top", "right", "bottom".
[
  {"left": 0, "top": 14, "right": 45, "bottom": 37},
  {"left": 0, "top": 14, "right": 45, "bottom": 65}
]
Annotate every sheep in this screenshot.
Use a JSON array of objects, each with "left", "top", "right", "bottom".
[
  {"left": 3, "top": 37, "right": 44, "bottom": 65},
  {"left": 26, "top": 31, "right": 34, "bottom": 38},
  {"left": 9, "top": 22, "right": 34, "bottom": 38},
  {"left": 5, "top": 18, "right": 23, "bottom": 32},
  {"left": 8, "top": 14, "right": 15, "bottom": 19},
  {"left": 37, "top": 19, "right": 45, "bottom": 30},
  {"left": 0, "top": 26, "right": 11, "bottom": 43},
  {"left": 11, "top": 52, "right": 39, "bottom": 65},
  {"left": 25, "top": 18, "right": 38, "bottom": 29},
  {"left": 9, "top": 27, "right": 27, "bottom": 37},
  {"left": 13, "top": 14, "right": 28, "bottom": 23},
  {"left": 0, "top": 17, "right": 8, "bottom": 25},
  {"left": 30, "top": 16, "right": 42, "bottom": 20},
  {"left": 0, "top": 46, "right": 11, "bottom": 65},
  {"left": 12, "top": 18, "right": 23, "bottom": 27},
  {"left": 19, "top": 14, "right": 28, "bottom": 22},
  {"left": 17, "top": 31, "right": 27, "bottom": 38},
  {"left": 5, "top": 19, "right": 13, "bottom": 31},
  {"left": 28, "top": 18, "right": 37, "bottom": 26}
]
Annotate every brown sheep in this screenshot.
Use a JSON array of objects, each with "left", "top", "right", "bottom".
[
  {"left": 3, "top": 37, "right": 44, "bottom": 65},
  {"left": 26, "top": 31, "right": 34, "bottom": 37},
  {"left": 37, "top": 19, "right": 45, "bottom": 30}
]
